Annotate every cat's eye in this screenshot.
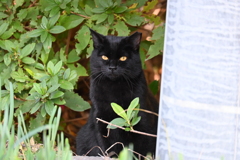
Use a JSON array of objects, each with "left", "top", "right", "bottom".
[
  {"left": 119, "top": 56, "right": 127, "bottom": 61},
  {"left": 101, "top": 55, "right": 108, "bottom": 60}
]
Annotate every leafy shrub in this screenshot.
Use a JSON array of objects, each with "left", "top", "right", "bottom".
[
  {"left": 0, "top": 81, "right": 72, "bottom": 160},
  {"left": 0, "top": 0, "right": 164, "bottom": 134}
]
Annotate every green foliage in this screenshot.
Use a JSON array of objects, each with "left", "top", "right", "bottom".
[
  {"left": 108, "top": 97, "right": 141, "bottom": 131},
  {"left": 0, "top": 0, "right": 164, "bottom": 133},
  {"left": 0, "top": 82, "right": 72, "bottom": 159}
]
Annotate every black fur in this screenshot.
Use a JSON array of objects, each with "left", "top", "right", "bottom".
[{"left": 76, "top": 29, "right": 159, "bottom": 158}]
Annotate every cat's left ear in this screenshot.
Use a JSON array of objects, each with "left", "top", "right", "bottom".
[{"left": 127, "top": 32, "right": 142, "bottom": 51}]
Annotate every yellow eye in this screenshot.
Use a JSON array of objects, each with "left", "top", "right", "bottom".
[
  {"left": 102, "top": 55, "right": 108, "bottom": 60},
  {"left": 119, "top": 56, "right": 127, "bottom": 61}
]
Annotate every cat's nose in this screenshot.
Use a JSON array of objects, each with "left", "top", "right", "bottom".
[{"left": 109, "top": 66, "right": 117, "bottom": 71}]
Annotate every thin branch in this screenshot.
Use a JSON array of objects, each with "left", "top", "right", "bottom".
[
  {"left": 70, "top": 12, "right": 90, "bottom": 19},
  {"left": 96, "top": 118, "right": 157, "bottom": 138}
]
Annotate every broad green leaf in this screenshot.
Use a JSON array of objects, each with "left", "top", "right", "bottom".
[
  {"left": 53, "top": 60, "right": 62, "bottom": 75},
  {"left": 33, "top": 83, "right": 44, "bottom": 95},
  {"left": 3, "top": 53, "right": 11, "bottom": 66},
  {"left": 47, "top": 61, "right": 54, "bottom": 75},
  {"left": 146, "top": 39, "right": 164, "bottom": 60},
  {"left": 19, "top": 100, "right": 37, "bottom": 114},
  {"left": 59, "top": 15, "right": 84, "bottom": 30},
  {"left": 51, "top": 97, "right": 66, "bottom": 105},
  {"left": 0, "top": 12, "right": 8, "bottom": 19},
  {"left": 64, "top": 91, "right": 91, "bottom": 111},
  {"left": 4, "top": 40, "right": 15, "bottom": 51},
  {"left": 75, "top": 26, "right": 90, "bottom": 53},
  {"left": 17, "top": 8, "right": 28, "bottom": 21},
  {"left": 108, "top": 14, "right": 114, "bottom": 24},
  {"left": 43, "top": 34, "right": 52, "bottom": 53},
  {"left": 59, "top": 79, "right": 73, "bottom": 90},
  {"left": 84, "top": 5, "right": 93, "bottom": 16},
  {"left": 151, "top": 26, "right": 165, "bottom": 41},
  {"left": 21, "top": 57, "right": 35, "bottom": 64},
  {"left": 11, "top": 69, "right": 30, "bottom": 82},
  {"left": 49, "top": 6, "right": 60, "bottom": 17},
  {"left": 67, "top": 63, "right": 88, "bottom": 77},
  {"left": 0, "top": 23, "right": 9, "bottom": 36},
  {"left": 41, "top": 16, "right": 48, "bottom": 29},
  {"left": 28, "top": 28, "right": 44, "bottom": 37},
  {"left": 125, "top": 13, "right": 145, "bottom": 26},
  {"left": 35, "top": 63, "right": 45, "bottom": 70},
  {"left": 131, "top": 116, "right": 141, "bottom": 126},
  {"left": 127, "top": 97, "right": 139, "bottom": 119},
  {"left": 47, "top": 84, "right": 61, "bottom": 93},
  {"left": 111, "top": 102, "right": 128, "bottom": 120},
  {"left": 20, "top": 43, "right": 36, "bottom": 58},
  {"left": 40, "top": 30, "right": 49, "bottom": 43},
  {"left": 29, "top": 112, "right": 46, "bottom": 131},
  {"left": 114, "top": 6, "right": 128, "bottom": 13},
  {"left": 45, "top": 100, "right": 54, "bottom": 115},
  {"left": 114, "top": 21, "right": 130, "bottom": 36},
  {"left": 149, "top": 80, "right": 159, "bottom": 95},
  {"left": 67, "top": 50, "right": 80, "bottom": 63},
  {"left": 49, "top": 26, "right": 66, "bottom": 34},
  {"left": 96, "top": 13, "right": 108, "bottom": 24},
  {"left": 143, "top": 0, "right": 158, "bottom": 12},
  {"left": 98, "top": 0, "right": 113, "bottom": 8},
  {"left": 107, "top": 118, "right": 126, "bottom": 129},
  {"left": 92, "top": 7, "right": 105, "bottom": 14},
  {"left": 63, "top": 68, "right": 71, "bottom": 80},
  {"left": 30, "top": 102, "right": 42, "bottom": 114},
  {"left": 49, "top": 90, "right": 64, "bottom": 99}
]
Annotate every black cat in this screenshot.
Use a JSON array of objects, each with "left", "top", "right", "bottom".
[{"left": 76, "top": 29, "right": 159, "bottom": 158}]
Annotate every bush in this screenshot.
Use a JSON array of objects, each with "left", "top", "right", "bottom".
[{"left": 0, "top": 0, "right": 164, "bottom": 139}]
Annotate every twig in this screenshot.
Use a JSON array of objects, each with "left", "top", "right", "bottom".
[
  {"left": 70, "top": 12, "right": 90, "bottom": 19},
  {"left": 96, "top": 118, "right": 157, "bottom": 138}
]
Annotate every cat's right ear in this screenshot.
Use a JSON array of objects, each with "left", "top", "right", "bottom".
[{"left": 90, "top": 29, "right": 104, "bottom": 49}]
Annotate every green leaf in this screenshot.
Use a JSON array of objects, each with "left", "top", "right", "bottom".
[
  {"left": 63, "top": 68, "right": 71, "bottom": 80},
  {"left": 64, "top": 91, "right": 91, "bottom": 111},
  {"left": 114, "top": 6, "right": 128, "bottom": 13},
  {"left": 107, "top": 118, "right": 126, "bottom": 129},
  {"left": 3, "top": 53, "right": 11, "bottom": 66},
  {"left": 131, "top": 116, "right": 141, "bottom": 126},
  {"left": 96, "top": 13, "right": 108, "bottom": 24},
  {"left": 49, "top": 26, "right": 66, "bottom": 34},
  {"left": 21, "top": 57, "right": 36, "bottom": 64},
  {"left": 67, "top": 50, "right": 80, "bottom": 63},
  {"left": 20, "top": 43, "right": 36, "bottom": 58},
  {"left": 125, "top": 13, "right": 145, "bottom": 26},
  {"left": 40, "top": 30, "right": 49, "bottom": 43},
  {"left": 146, "top": 39, "right": 164, "bottom": 60},
  {"left": 41, "top": 16, "right": 48, "bottom": 29},
  {"left": 0, "top": 23, "right": 9, "bottom": 36},
  {"left": 114, "top": 21, "right": 130, "bottom": 36},
  {"left": 0, "top": 12, "right": 8, "bottom": 19},
  {"left": 98, "top": 0, "right": 113, "bottom": 8},
  {"left": 49, "top": 90, "right": 64, "bottom": 99},
  {"left": 45, "top": 100, "right": 54, "bottom": 115},
  {"left": 48, "top": 84, "right": 61, "bottom": 93},
  {"left": 53, "top": 60, "right": 62, "bottom": 75},
  {"left": 92, "top": 7, "right": 105, "bottom": 13},
  {"left": 125, "top": 128, "right": 131, "bottom": 131},
  {"left": 59, "top": 15, "right": 84, "bottom": 30},
  {"left": 111, "top": 103, "right": 128, "bottom": 120},
  {"left": 149, "top": 80, "right": 159, "bottom": 95},
  {"left": 30, "top": 102, "right": 42, "bottom": 114},
  {"left": 59, "top": 79, "right": 74, "bottom": 90},
  {"left": 11, "top": 68, "right": 30, "bottom": 82},
  {"left": 143, "top": 0, "right": 158, "bottom": 12},
  {"left": 75, "top": 25, "right": 90, "bottom": 53},
  {"left": 28, "top": 28, "right": 44, "bottom": 38},
  {"left": 51, "top": 97, "right": 66, "bottom": 105},
  {"left": 151, "top": 26, "right": 165, "bottom": 41},
  {"left": 17, "top": 8, "right": 28, "bottom": 21},
  {"left": 127, "top": 97, "right": 139, "bottom": 119},
  {"left": 47, "top": 61, "right": 54, "bottom": 75},
  {"left": 108, "top": 14, "right": 114, "bottom": 24},
  {"left": 33, "top": 83, "right": 45, "bottom": 95},
  {"left": 43, "top": 34, "right": 52, "bottom": 53}
]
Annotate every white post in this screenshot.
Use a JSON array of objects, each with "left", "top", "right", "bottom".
[{"left": 156, "top": 0, "right": 240, "bottom": 160}]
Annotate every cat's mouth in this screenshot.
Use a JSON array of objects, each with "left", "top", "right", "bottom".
[{"left": 107, "top": 72, "right": 120, "bottom": 80}]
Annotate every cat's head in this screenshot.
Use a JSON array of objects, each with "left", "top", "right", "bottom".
[{"left": 90, "top": 29, "right": 142, "bottom": 81}]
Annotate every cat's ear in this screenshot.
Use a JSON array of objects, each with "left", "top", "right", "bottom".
[
  {"left": 90, "top": 29, "right": 105, "bottom": 48},
  {"left": 127, "top": 32, "right": 142, "bottom": 51}
]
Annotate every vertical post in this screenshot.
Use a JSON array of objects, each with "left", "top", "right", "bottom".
[{"left": 156, "top": 0, "right": 240, "bottom": 159}]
